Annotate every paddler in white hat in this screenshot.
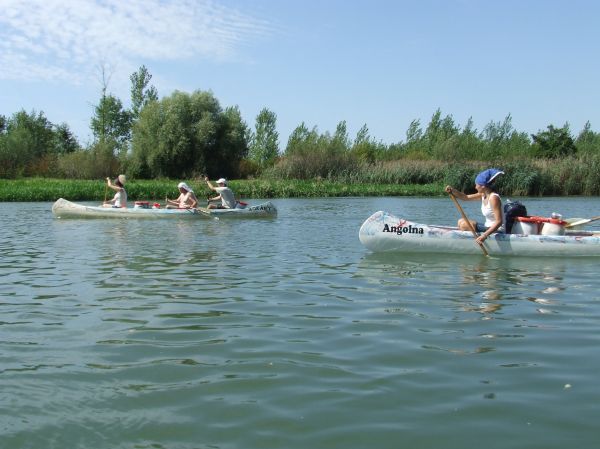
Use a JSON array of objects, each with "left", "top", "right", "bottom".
[
  {"left": 204, "top": 176, "right": 237, "bottom": 209},
  {"left": 166, "top": 182, "right": 198, "bottom": 209},
  {"left": 102, "top": 174, "right": 127, "bottom": 208}
]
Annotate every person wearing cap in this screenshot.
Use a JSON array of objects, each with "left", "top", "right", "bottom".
[
  {"left": 166, "top": 182, "right": 198, "bottom": 209},
  {"left": 445, "top": 168, "right": 505, "bottom": 244},
  {"left": 102, "top": 174, "right": 127, "bottom": 208},
  {"left": 204, "top": 176, "right": 237, "bottom": 209}
]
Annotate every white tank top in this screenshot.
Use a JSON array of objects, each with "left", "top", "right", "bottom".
[
  {"left": 481, "top": 193, "right": 502, "bottom": 227},
  {"left": 114, "top": 189, "right": 127, "bottom": 208}
]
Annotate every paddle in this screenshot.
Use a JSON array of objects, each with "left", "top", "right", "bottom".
[
  {"left": 448, "top": 192, "right": 490, "bottom": 257},
  {"left": 193, "top": 207, "right": 219, "bottom": 220},
  {"left": 565, "top": 216, "right": 600, "bottom": 228}
]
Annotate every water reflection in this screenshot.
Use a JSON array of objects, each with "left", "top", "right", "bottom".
[{"left": 356, "top": 252, "right": 576, "bottom": 319}]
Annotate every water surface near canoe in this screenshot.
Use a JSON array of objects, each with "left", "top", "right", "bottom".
[{"left": 1, "top": 197, "right": 600, "bottom": 449}]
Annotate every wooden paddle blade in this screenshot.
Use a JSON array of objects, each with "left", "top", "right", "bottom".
[{"left": 565, "top": 216, "right": 600, "bottom": 228}]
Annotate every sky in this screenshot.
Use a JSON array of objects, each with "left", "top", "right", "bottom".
[{"left": 1, "top": 0, "right": 599, "bottom": 148}]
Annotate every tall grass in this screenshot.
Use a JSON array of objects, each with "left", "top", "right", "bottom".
[
  {"left": 264, "top": 155, "right": 600, "bottom": 196},
  {"left": 3, "top": 155, "right": 600, "bottom": 201},
  {"left": 0, "top": 178, "right": 443, "bottom": 202},
  {"left": 0, "top": 178, "right": 183, "bottom": 202}
]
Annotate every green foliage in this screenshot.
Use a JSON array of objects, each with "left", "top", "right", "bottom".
[
  {"left": 275, "top": 122, "right": 361, "bottom": 179},
  {"left": 130, "top": 65, "right": 158, "bottom": 120},
  {"left": 248, "top": 108, "right": 279, "bottom": 168},
  {"left": 54, "top": 148, "right": 119, "bottom": 180},
  {"left": 575, "top": 121, "right": 600, "bottom": 155},
  {"left": 331, "top": 121, "right": 351, "bottom": 153},
  {"left": 214, "top": 106, "right": 250, "bottom": 177},
  {"left": 90, "top": 94, "right": 132, "bottom": 155},
  {"left": 531, "top": 124, "right": 576, "bottom": 158},
  {"left": 351, "top": 124, "right": 385, "bottom": 163},
  {"left": 478, "top": 114, "right": 531, "bottom": 159},
  {"left": 0, "top": 178, "right": 443, "bottom": 202},
  {"left": 129, "top": 90, "right": 249, "bottom": 179},
  {"left": 285, "top": 122, "right": 316, "bottom": 156},
  {"left": 7, "top": 153, "right": 600, "bottom": 201},
  {"left": 0, "top": 110, "right": 80, "bottom": 178},
  {"left": 385, "top": 112, "right": 532, "bottom": 162},
  {"left": 53, "top": 123, "right": 80, "bottom": 154}
]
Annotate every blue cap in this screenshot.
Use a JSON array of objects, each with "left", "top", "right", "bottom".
[{"left": 475, "top": 168, "right": 504, "bottom": 187}]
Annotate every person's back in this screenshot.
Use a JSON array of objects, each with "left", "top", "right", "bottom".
[
  {"left": 205, "top": 177, "right": 237, "bottom": 209},
  {"left": 114, "top": 188, "right": 127, "bottom": 208},
  {"left": 215, "top": 185, "right": 236, "bottom": 208}
]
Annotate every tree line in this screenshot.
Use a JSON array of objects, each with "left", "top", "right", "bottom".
[{"left": 2, "top": 65, "right": 600, "bottom": 181}]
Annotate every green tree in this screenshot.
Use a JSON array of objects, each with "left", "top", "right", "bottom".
[
  {"left": 91, "top": 94, "right": 131, "bottom": 154},
  {"left": 278, "top": 122, "right": 359, "bottom": 179},
  {"left": 575, "top": 121, "right": 600, "bottom": 155},
  {"left": 351, "top": 124, "right": 377, "bottom": 163},
  {"left": 421, "top": 109, "right": 460, "bottom": 158},
  {"left": 7, "top": 110, "right": 55, "bottom": 158},
  {"left": 213, "top": 106, "right": 250, "bottom": 176},
  {"left": 129, "top": 89, "right": 249, "bottom": 179},
  {"left": 531, "top": 124, "right": 576, "bottom": 158},
  {"left": 248, "top": 108, "right": 279, "bottom": 168},
  {"left": 0, "top": 110, "right": 78, "bottom": 177},
  {"left": 130, "top": 65, "right": 158, "bottom": 120},
  {"left": 453, "top": 117, "right": 482, "bottom": 160},
  {"left": 354, "top": 124, "right": 389, "bottom": 163},
  {"left": 91, "top": 64, "right": 132, "bottom": 158},
  {"left": 330, "top": 121, "right": 350, "bottom": 153},
  {"left": 423, "top": 109, "right": 443, "bottom": 154},
  {"left": 398, "top": 118, "right": 424, "bottom": 158},
  {"left": 285, "top": 122, "right": 313, "bottom": 155},
  {"left": 406, "top": 119, "right": 423, "bottom": 143},
  {"left": 53, "top": 123, "right": 80, "bottom": 154},
  {"left": 479, "top": 114, "right": 531, "bottom": 158}
]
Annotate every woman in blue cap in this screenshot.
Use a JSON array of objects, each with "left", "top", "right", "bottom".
[{"left": 445, "top": 168, "right": 505, "bottom": 244}]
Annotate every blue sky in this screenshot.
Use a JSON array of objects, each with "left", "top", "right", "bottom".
[{"left": 1, "top": 0, "right": 599, "bottom": 148}]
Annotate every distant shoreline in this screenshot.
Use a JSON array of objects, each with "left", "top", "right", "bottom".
[{"left": 0, "top": 178, "right": 445, "bottom": 202}]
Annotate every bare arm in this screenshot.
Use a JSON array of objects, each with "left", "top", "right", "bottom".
[
  {"left": 189, "top": 193, "right": 198, "bottom": 208},
  {"left": 106, "top": 177, "right": 121, "bottom": 193},
  {"left": 166, "top": 194, "right": 183, "bottom": 205},
  {"left": 204, "top": 176, "right": 217, "bottom": 192},
  {"left": 445, "top": 185, "right": 482, "bottom": 201}
]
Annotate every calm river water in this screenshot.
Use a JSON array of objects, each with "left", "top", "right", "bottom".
[{"left": 1, "top": 197, "right": 600, "bottom": 449}]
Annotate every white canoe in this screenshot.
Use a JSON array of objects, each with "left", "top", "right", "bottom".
[
  {"left": 205, "top": 201, "right": 277, "bottom": 218},
  {"left": 359, "top": 211, "right": 600, "bottom": 257},
  {"left": 52, "top": 198, "right": 277, "bottom": 219}
]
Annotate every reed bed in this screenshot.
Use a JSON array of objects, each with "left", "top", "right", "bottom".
[
  {"left": 3, "top": 156, "right": 600, "bottom": 202},
  {"left": 267, "top": 156, "right": 600, "bottom": 196},
  {"left": 0, "top": 178, "right": 443, "bottom": 202}
]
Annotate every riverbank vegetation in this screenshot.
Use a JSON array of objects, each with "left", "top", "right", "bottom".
[
  {"left": 0, "top": 178, "right": 444, "bottom": 202},
  {"left": 2, "top": 65, "right": 600, "bottom": 201}
]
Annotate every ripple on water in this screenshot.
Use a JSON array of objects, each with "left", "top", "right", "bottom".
[{"left": 2, "top": 200, "right": 600, "bottom": 448}]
